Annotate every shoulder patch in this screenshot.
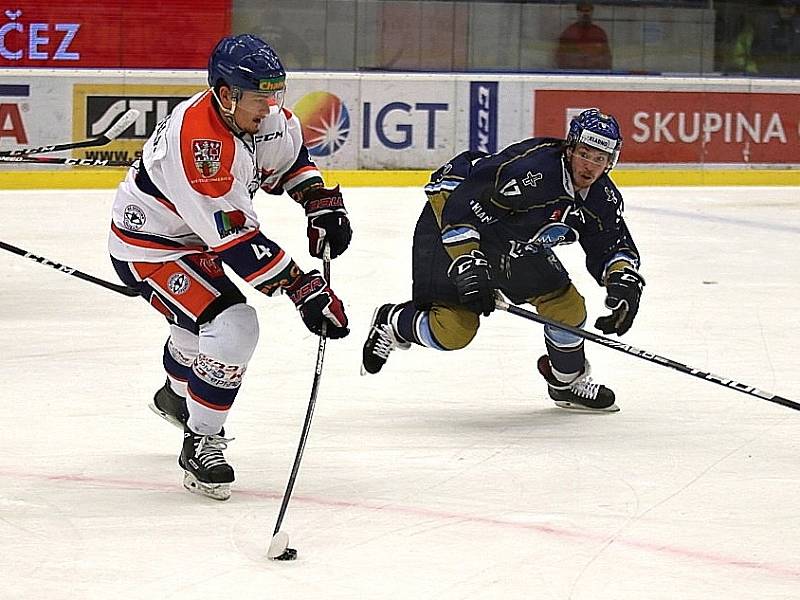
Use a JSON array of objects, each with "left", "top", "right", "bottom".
[{"left": 180, "top": 93, "right": 235, "bottom": 198}]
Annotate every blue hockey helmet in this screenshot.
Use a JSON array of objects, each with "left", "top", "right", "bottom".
[
  {"left": 207, "top": 34, "right": 286, "bottom": 96},
  {"left": 566, "top": 108, "right": 622, "bottom": 170}
]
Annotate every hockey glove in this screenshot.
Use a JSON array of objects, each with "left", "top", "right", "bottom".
[
  {"left": 594, "top": 266, "right": 645, "bottom": 335},
  {"left": 285, "top": 270, "right": 349, "bottom": 339},
  {"left": 303, "top": 185, "right": 352, "bottom": 259},
  {"left": 447, "top": 250, "right": 495, "bottom": 316}
]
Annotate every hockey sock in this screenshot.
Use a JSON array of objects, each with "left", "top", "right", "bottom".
[
  {"left": 186, "top": 304, "right": 259, "bottom": 435},
  {"left": 394, "top": 301, "right": 445, "bottom": 350},
  {"left": 544, "top": 322, "right": 585, "bottom": 381},
  {"left": 163, "top": 325, "right": 199, "bottom": 397}
]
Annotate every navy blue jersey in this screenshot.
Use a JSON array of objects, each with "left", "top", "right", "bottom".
[{"left": 425, "top": 137, "right": 639, "bottom": 285}]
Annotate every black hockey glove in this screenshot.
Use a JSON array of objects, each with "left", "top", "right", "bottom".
[
  {"left": 303, "top": 186, "right": 352, "bottom": 259},
  {"left": 594, "top": 266, "right": 645, "bottom": 336},
  {"left": 447, "top": 250, "right": 495, "bottom": 316},
  {"left": 285, "top": 270, "right": 349, "bottom": 339}
]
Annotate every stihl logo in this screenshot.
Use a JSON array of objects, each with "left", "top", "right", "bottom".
[{"left": 87, "top": 96, "right": 189, "bottom": 139}]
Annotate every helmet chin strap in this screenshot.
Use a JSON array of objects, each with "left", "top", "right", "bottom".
[{"left": 210, "top": 86, "right": 245, "bottom": 135}]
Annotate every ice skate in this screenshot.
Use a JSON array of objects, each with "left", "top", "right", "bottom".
[
  {"left": 150, "top": 380, "right": 188, "bottom": 429},
  {"left": 537, "top": 355, "right": 618, "bottom": 412},
  {"left": 179, "top": 426, "right": 235, "bottom": 501},
  {"left": 361, "top": 304, "right": 410, "bottom": 375}
]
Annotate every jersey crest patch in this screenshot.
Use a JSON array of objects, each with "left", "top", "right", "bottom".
[
  {"left": 167, "top": 272, "right": 190, "bottom": 295},
  {"left": 192, "top": 139, "right": 223, "bottom": 177},
  {"left": 123, "top": 204, "right": 146, "bottom": 230}
]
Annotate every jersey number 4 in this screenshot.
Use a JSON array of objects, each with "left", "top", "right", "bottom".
[{"left": 251, "top": 243, "right": 273, "bottom": 260}]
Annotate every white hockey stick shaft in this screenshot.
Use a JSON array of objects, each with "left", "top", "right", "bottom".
[{"left": 0, "top": 108, "right": 140, "bottom": 157}]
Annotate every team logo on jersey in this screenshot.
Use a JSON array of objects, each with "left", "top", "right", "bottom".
[
  {"left": 522, "top": 171, "right": 543, "bottom": 187},
  {"left": 167, "top": 272, "right": 190, "bottom": 295},
  {"left": 192, "top": 139, "right": 222, "bottom": 177},
  {"left": 293, "top": 92, "right": 350, "bottom": 158},
  {"left": 213, "top": 209, "right": 246, "bottom": 239},
  {"left": 123, "top": 204, "right": 146, "bottom": 230}
]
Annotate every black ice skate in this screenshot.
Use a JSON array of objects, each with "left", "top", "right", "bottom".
[
  {"left": 361, "top": 304, "right": 410, "bottom": 375},
  {"left": 537, "top": 355, "right": 619, "bottom": 412},
  {"left": 179, "top": 426, "right": 235, "bottom": 501},
  {"left": 150, "top": 380, "right": 188, "bottom": 429}
]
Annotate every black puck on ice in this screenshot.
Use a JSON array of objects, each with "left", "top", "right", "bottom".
[{"left": 273, "top": 547, "right": 298, "bottom": 561}]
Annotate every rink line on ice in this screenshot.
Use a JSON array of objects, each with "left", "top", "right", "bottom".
[
  {"left": 635, "top": 205, "right": 800, "bottom": 234},
  {"left": 1, "top": 468, "right": 798, "bottom": 580}
]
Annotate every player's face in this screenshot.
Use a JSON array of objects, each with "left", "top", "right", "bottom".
[
  {"left": 569, "top": 143, "right": 610, "bottom": 189},
  {"left": 233, "top": 89, "right": 284, "bottom": 134}
]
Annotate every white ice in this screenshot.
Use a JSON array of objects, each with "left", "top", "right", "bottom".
[{"left": 1, "top": 185, "right": 798, "bottom": 600}]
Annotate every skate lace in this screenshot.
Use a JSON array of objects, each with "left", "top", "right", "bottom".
[
  {"left": 570, "top": 377, "right": 600, "bottom": 400},
  {"left": 371, "top": 324, "right": 398, "bottom": 360},
  {"left": 195, "top": 434, "right": 233, "bottom": 469}
]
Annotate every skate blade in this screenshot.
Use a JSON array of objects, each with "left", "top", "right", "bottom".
[
  {"left": 148, "top": 402, "right": 184, "bottom": 430},
  {"left": 182, "top": 471, "right": 231, "bottom": 501},
  {"left": 554, "top": 400, "right": 620, "bottom": 413}
]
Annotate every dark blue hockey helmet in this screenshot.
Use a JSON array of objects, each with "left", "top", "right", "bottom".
[
  {"left": 207, "top": 34, "right": 286, "bottom": 96},
  {"left": 566, "top": 108, "right": 622, "bottom": 170}
]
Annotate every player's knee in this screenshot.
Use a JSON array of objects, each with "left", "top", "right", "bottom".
[
  {"left": 168, "top": 324, "right": 198, "bottom": 360},
  {"left": 530, "top": 283, "right": 586, "bottom": 327},
  {"left": 199, "top": 303, "right": 259, "bottom": 364},
  {"left": 428, "top": 304, "right": 479, "bottom": 350}
]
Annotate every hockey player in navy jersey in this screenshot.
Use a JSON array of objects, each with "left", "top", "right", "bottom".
[
  {"left": 361, "top": 108, "right": 643, "bottom": 412},
  {"left": 109, "top": 34, "right": 352, "bottom": 500}
]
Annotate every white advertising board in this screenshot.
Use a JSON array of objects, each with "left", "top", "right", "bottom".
[{"left": 1, "top": 69, "right": 799, "bottom": 171}]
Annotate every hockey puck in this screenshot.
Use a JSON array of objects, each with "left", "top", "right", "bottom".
[{"left": 272, "top": 547, "right": 298, "bottom": 561}]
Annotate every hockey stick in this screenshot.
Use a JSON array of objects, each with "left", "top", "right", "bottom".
[
  {"left": 0, "top": 108, "right": 140, "bottom": 157},
  {"left": 268, "top": 246, "right": 332, "bottom": 562},
  {"left": 0, "top": 155, "right": 132, "bottom": 167},
  {"left": 0, "top": 240, "right": 139, "bottom": 297},
  {"left": 494, "top": 296, "right": 800, "bottom": 412}
]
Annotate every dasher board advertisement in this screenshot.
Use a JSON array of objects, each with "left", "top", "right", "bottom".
[{"left": 0, "top": 1, "right": 230, "bottom": 68}]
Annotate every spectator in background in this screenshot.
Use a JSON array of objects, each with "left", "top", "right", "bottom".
[
  {"left": 752, "top": 0, "right": 800, "bottom": 77},
  {"left": 720, "top": 11, "right": 758, "bottom": 74},
  {"left": 555, "top": 1, "right": 612, "bottom": 71}
]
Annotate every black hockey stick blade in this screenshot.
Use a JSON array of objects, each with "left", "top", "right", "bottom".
[
  {"left": 0, "top": 108, "right": 140, "bottom": 157},
  {"left": 0, "top": 240, "right": 139, "bottom": 297},
  {"left": 495, "top": 297, "right": 800, "bottom": 412}
]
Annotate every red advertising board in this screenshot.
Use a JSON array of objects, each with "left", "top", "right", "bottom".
[
  {"left": 534, "top": 90, "right": 800, "bottom": 164},
  {"left": 0, "top": 1, "right": 230, "bottom": 68}
]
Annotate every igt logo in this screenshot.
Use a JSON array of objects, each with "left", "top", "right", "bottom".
[
  {"left": 0, "top": 10, "right": 79, "bottom": 61},
  {"left": 363, "top": 101, "right": 448, "bottom": 150}
]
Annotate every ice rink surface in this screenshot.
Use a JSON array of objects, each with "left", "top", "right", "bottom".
[{"left": 1, "top": 184, "right": 799, "bottom": 600}]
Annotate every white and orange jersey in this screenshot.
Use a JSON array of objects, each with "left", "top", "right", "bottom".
[{"left": 109, "top": 89, "right": 322, "bottom": 292}]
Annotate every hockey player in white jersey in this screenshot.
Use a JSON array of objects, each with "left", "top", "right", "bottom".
[{"left": 109, "top": 34, "right": 352, "bottom": 500}]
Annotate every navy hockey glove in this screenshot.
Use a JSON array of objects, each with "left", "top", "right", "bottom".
[
  {"left": 303, "top": 186, "right": 352, "bottom": 259},
  {"left": 595, "top": 266, "right": 645, "bottom": 335},
  {"left": 285, "top": 270, "right": 349, "bottom": 339},
  {"left": 447, "top": 250, "right": 495, "bottom": 316}
]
